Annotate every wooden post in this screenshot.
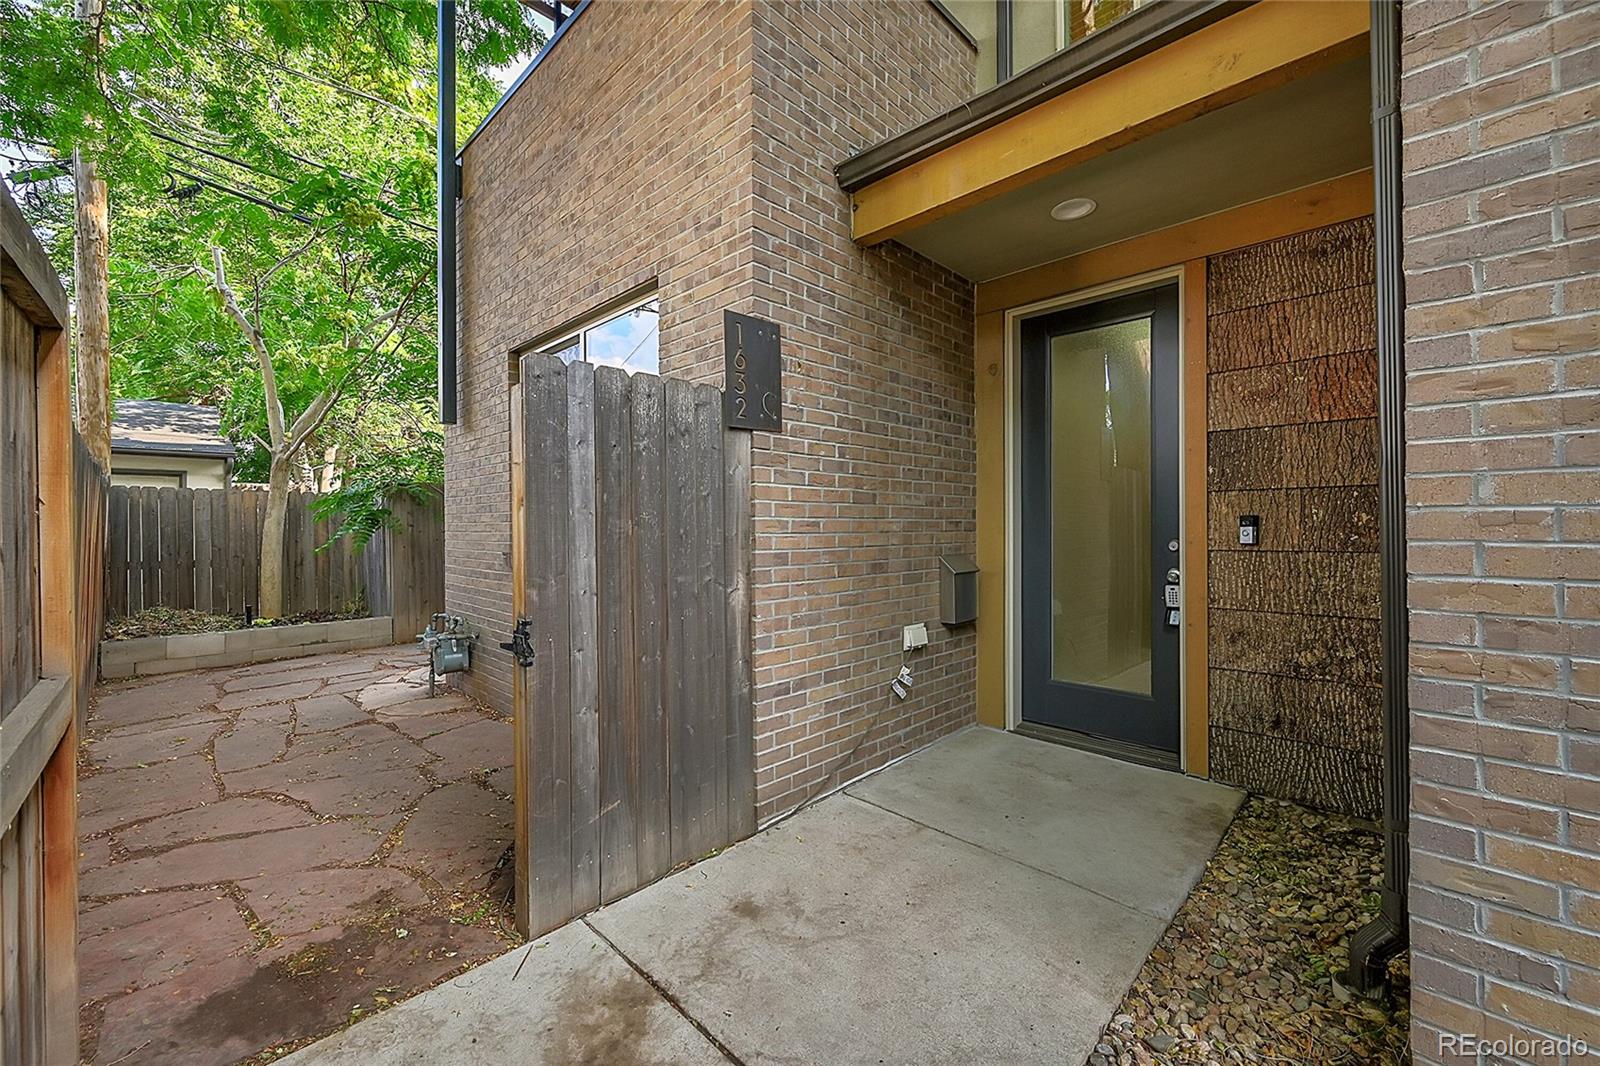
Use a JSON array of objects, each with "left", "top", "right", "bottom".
[
  {"left": 37, "top": 322, "right": 81, "bottom": 1066},
  {"left": 509, "top": 380, "right": 528, "bottom": 934}
]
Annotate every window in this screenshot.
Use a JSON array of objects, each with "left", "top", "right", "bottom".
[
  {"left": 535, "top": 293, "right": 660, "bottom": 376},
  {"left": 941, "top": 0, "right": 1151, "bottom": 91}
]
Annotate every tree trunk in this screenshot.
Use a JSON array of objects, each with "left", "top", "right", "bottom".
[
  {"left": 73, "top": 150, "right": 111, "bottom": 468},
  {"left": 259, "top": 455, "right": 291, "bottom": 617}
]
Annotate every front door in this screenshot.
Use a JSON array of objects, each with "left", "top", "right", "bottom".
[{"left": 1019, "top": 284, "right": 1181, "bottom": 757}]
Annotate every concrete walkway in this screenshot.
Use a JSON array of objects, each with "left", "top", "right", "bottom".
[
  {"left": 78, "top": 645, "right": 518, "bottom": 1066},
  {"left": 279, "top": 727, "right": 1243, "bottom": 1066}
]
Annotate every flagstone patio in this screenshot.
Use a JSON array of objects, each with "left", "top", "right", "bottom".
[{"left": 76, "top": 644, "right": 518, "bottom": 1066}]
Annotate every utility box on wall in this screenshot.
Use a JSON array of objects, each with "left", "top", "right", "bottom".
[{"left": 939, "top": 554, "right": 978, "bottom": 626}]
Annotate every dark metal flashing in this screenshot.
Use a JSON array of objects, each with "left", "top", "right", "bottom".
[
  {"left": 439, "top": 0, "right": 459, "bottom": 425},
  {"left": 457, "top": 0, "right": 592, "bottom": 160},
  {"left": 109, "top": 441, "right": 235, "bottom": 460},
  {"left": 835, "top": 0, "right": 1252, "bottom": 193},
  {"left": 926, "top": 0, "right": 979, "bottom": 50},
  {"left": 1347, "top": 0, "right": 1408, "bottom": 997},
  {"left": 996, "top": 0, "right": 1013, "bottom": 83},
  {"left": 1013, "top": 721, "right": 1182, "bottom": 774}
]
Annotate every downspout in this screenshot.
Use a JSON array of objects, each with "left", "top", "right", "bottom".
[
  {"left": 438, "top": 0, "right": 459, "bottom": 425},
  {"left": 1347, "top": 0, "right": 1408, "bottom": 996}
]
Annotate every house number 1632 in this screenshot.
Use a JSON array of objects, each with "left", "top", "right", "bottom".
[{"left": 723, "top": 310, "right": 782, "bottom": 433}]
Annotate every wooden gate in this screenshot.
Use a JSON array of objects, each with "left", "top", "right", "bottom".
[
  {"left": 510, "top": 354, "right": 754, "bottom": 937},
  {"left": 2, "top": 183, "right": 88, "bottom": 1064}
]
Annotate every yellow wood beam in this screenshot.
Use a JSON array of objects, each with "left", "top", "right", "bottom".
[{"left": 851, "top": 0, "right": 1370, "bottom": 245}]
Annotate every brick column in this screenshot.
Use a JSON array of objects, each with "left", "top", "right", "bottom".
[{"left": 1402, "top": 0, "right": 1600, "bottom": 1060}]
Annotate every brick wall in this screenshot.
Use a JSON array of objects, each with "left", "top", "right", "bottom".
[
  {"left": 450, "top": 0, "right": 978, "bottom": 823},
  {"left": 448, "top": 1, "right": 757, "bottom": 713},
  {"left": 1205, "top": 218, "right": 1384, "bottom": 820},
  {"left": 745, "top": 2, "right": 977, "bottom": 822},
  {"left": 1401, "top": 0, "right": 1600, "bottom": 1060}
]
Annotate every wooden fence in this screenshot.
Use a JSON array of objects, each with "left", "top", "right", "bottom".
[
  {"left": 511, "top": 354, "right": 754, "bottom": 937},
  {"left": 2, "top": 180, "right": 86, "bottom": 1065},
  {"left": 73, "top": 433, "right": 108, "bottom": 716},
  {"left": 105, "top": 485, "right": 442, "bottom": 628}
]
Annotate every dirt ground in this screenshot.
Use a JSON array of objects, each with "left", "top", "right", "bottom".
[{"left": 76, "top": 645, "right": 519, "bottom": 1066}]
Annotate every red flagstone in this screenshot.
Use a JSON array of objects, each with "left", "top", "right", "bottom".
[
  {"left": 294, "top": 693, "right": 367, "bottom": 733},
  {"left": 80, "top": 888, "right": 222, "bottom": 939},
  {"left": 420, "top": 717, "right": 514, "bottom": 780},
  {"left": 85, "top": 717, "right": 225, "bottom": 770},
  {"left": 79, "top": 897, "right": 255, "bottom": 1002},
  {"left": 117, "top": 798, "right": 316, "bottom": 853},
  {"left": 79, "top": 756, "right": 221, "bottom": 837},
  {"left": 79, "top": 644, "right": 517, "bottom": 1066}
]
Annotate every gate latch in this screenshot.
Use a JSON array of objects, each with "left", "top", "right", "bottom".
[{"left": 499, "top": 618, "right": 536, "bottom": 667}]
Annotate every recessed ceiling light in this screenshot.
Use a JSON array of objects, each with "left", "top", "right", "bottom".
[{"left": 1050, "top": 197, "right": 1098, "bottom": 221}]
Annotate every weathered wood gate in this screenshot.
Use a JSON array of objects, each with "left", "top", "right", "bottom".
[
  {"left": 2, "top": 182, "right": 91, "bottom": 1064},
  {"left": 511, "top": 354, "right": 755, "bottom": 937}
]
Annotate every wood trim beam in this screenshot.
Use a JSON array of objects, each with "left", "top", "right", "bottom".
[
  {"left": 976, "top": 169, "right": 1374, "bottom": 314},
  {"left": 850, "top": 0, "right": 1369, "bottom": 245}
]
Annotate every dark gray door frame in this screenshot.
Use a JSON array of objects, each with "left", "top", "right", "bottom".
[{"left": 1016, "top": 283, "right": 1182, "bottom": 758}]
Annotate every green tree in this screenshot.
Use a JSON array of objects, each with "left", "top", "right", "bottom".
[{"left": 0, "top": 0, "right": 538, "bottom": 615}]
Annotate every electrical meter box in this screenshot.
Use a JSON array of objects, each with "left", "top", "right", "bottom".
[{"left": 939, "top": 554, "right": 979, "bottom": 626}]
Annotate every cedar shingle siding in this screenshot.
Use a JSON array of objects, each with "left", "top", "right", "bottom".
[{"left": 1205, "top": 218, "right": 1384, "bottom": 819}]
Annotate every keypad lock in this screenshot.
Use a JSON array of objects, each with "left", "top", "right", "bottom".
[{"left": 1163, "top": 568, "right": 1181, "bottom": 627}]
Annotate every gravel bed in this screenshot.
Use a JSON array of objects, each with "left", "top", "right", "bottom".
[{"left": 1087, "top": 796, "right": 1410, "bottom": 1065}]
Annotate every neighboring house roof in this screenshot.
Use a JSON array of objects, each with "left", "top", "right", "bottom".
[{"left": 110, "top": 400, "right": 237, "bottom": 460}]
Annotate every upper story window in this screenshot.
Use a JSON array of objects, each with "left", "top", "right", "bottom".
[
  {"left": 941, "top": 0, "right": 1151, "bottom": 91},
  {"left": 535, "top": 292, "right": 660, "bottom": 376}
]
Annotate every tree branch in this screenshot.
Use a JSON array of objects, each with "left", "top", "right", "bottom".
[
  {"left": 254, "top": 226, "right": 330, "bottom": 320},
  {"left": 209, "top": 245, "right": 286, "bottom": 449},
  {"left": 286, "top": 383, "right": 343, "bottom": 457}
]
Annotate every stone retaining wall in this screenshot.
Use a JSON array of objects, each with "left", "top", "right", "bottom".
[{"left": 99, "top": 616, "right": 396, "bottom": 679}]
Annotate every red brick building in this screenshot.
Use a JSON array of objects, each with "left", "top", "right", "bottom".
[{"left": 444, "top": 1, "right": 1600, "bottom": 1057}]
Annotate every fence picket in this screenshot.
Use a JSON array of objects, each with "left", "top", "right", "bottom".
[
  {"left": 630, "top": 371, "right": 671, "bottom": 886},
  {"left": 140, "top": 487, "right": 159, "bottom": 613},
  {"left": 522, "top": 355, "right": 575, "bottom": 935},
  {"left": 107, "top": 486, "right": 128, "bottom": 618},
  {"left": 193, "top": 491, "right": 212, "bottom": 612},
  {"left": 567, "top": 361, "right": 601, "bottom": 917},
  {"left": 175, "top": 487, "right": 194, "bottom": 610},
  {"left": 209, "top": 488, "right": 227, "bottom": 615},
  {"left": 595, "top": 366, "right": 639, "bottom": 902}
]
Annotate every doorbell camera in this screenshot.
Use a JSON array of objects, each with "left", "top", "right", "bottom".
[{"left": 1238, "top": 515, "right": 1260, "bottom": 546}]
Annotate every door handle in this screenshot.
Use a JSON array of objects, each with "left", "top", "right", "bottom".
[{"left": 1166, "top": 567, "right": 1181, "bottom": 584}]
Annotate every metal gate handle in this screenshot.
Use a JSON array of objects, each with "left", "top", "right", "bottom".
[{"left": 499, "top": 618, "right": 536, "bottom": 667}]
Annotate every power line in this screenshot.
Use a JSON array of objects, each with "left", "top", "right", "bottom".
[{"left": 146, "top": 127, "right": 437, "bottom": 237}]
